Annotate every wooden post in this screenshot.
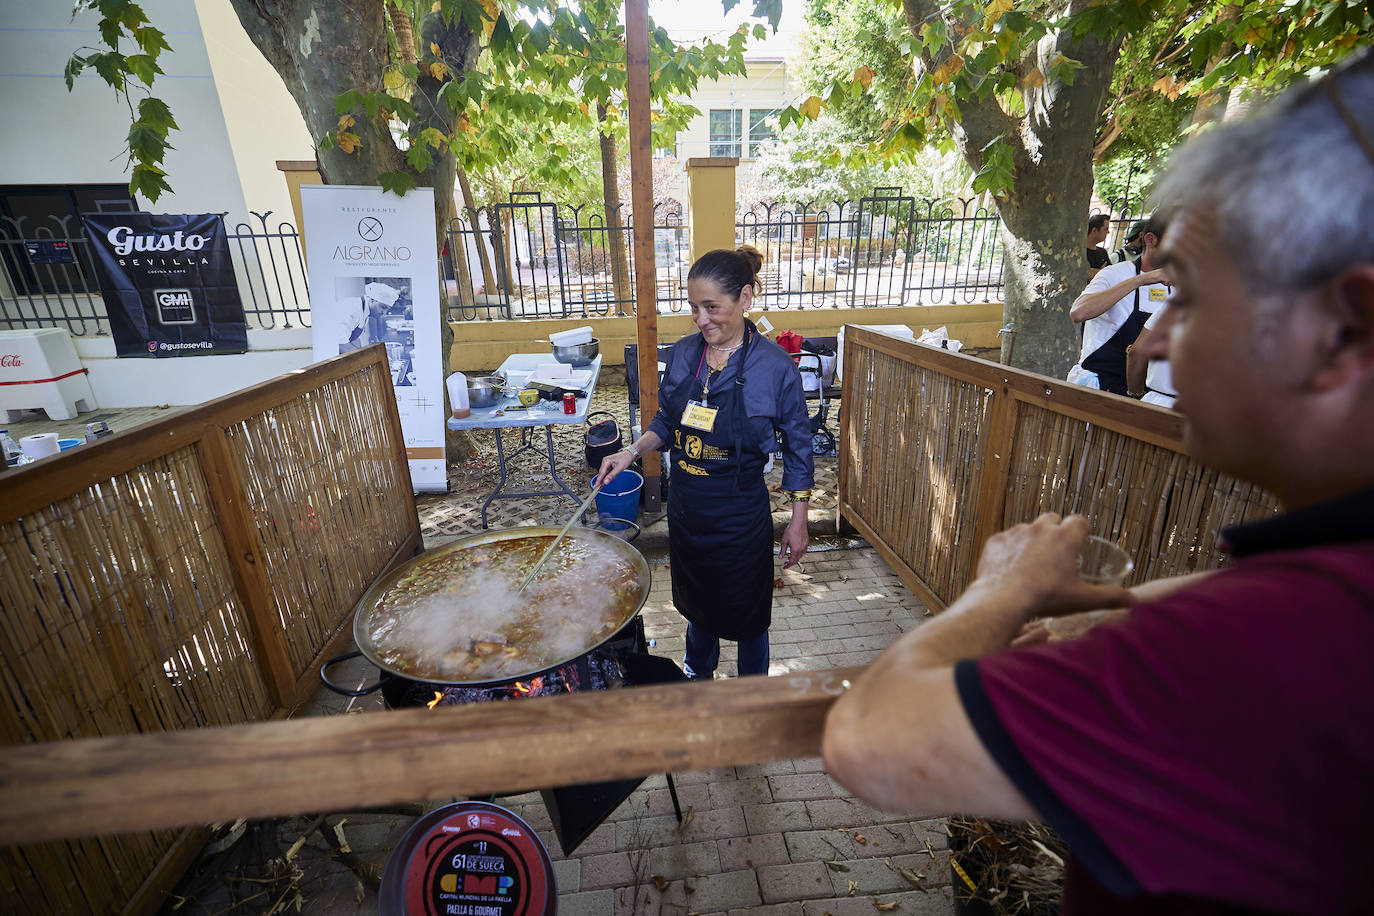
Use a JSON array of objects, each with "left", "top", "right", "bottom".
[
  {"left": 970, "top": 380, "right": 1020, "bottom": 562},
  {"left": 626, "top": 0, "right": 662, "bottom": 512},
  {"left": 196, "top": 428, "right": 297, "bottom": 708}
]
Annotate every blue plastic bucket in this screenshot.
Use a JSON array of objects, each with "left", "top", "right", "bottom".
[
  {"left": 57, "top": 438, "right": 81, "bottom": 451},
  {"left": 594, "top": 469, "right": 642, "bottom": 525}
]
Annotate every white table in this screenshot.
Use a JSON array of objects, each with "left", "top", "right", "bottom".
[{"left": 447, "top": 353, "right": 603, "bottom": 528}]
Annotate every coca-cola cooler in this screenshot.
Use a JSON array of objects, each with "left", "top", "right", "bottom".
[{"left": 0, "top": 328, "right": 98, "bottom": 422}]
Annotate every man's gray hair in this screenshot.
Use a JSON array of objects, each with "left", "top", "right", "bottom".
[{"left": 1150, "top": 52, "right": 1374, "bottom": 294}]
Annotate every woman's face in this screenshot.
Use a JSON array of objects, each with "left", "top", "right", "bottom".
[{"left": 688, "top": 276, "right": 752, "bottom": 347}]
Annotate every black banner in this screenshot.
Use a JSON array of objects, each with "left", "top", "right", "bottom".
[{"left": 82, "top": 212, "right": 247, "bottom": 358}]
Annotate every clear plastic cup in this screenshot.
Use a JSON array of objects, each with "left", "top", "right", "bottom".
[{"left": 1078, "top": 535, "right": 1134, "bottom": 586}]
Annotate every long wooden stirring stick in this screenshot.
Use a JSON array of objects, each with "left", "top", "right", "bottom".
[{"left": 516, "top": 481, "right": 604, "bottom": 595}]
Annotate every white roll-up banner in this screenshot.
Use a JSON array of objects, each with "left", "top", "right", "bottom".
[{"left": 301, "top": 185, "right": 446, "bottom": 493}]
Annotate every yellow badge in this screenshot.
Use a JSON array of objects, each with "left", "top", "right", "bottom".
[
  {"left": 681, "top": 401, "right": 718, "bottom": 432},
  {"left": 1149, "top": 286, "right": 1168, "bottom": 302},
  {"left": 685, "top": 435, "right": 703, "bottom": 459}
]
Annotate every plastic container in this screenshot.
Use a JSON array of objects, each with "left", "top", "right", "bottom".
[
  {"left": 57, "top": 438, "right": 81, "bottom": 451},
  {"left": 445, "top": 371, "right": 470, "bottom": 419},
  {"left": 549, "top": 326, "right": 594, "bottom": 347},
  {"left": 594, "top": 469, "right": 643, "bottom": 525}
]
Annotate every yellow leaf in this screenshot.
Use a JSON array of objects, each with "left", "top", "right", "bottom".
[
  {"left": 429, "top": 60, "right": 449, "bottom": 80},
  {"left": 1241, "top": 26, "right": 1268, "bottom": 45},
  {"left": 800, "top": 95, "right": 823, "bottom": 120},
  {"left": 932, "top": 54, "right": 964, "bottom": 86},
  {"left": 874, "top": 903, "right": 898, "bottom": 912},
  {"left": 1151, "top": 75, "right": 1180, "bottom": 101},
  {"left": 336, "top": 131, "right": 360, "bottom": 154},
  {"left": 383, "top": 68, "right": 406, "bottom": 91},
  {"left": 578, "top": 101, "right": 590, "bottom": 117},
  {"left": 480, "top": 0, "right": 499, "bottom": 21},
  {"left": 605, "top": 103, "right": 619, "bottom": 117},
  {"left": 430, "top": 42, "right": 441, "bottom": 57},
  {"left": 337, "top": 113, "right": 355, "bottom": 131},
  {"left": 458, "top": 115, "right": 476, "bottom": 136},
  {"left": 983, "top": 0, "right": 1014, "bottom": 30},
  {"left": 1020, "top": 67, "right": 1044, "bottom": 89},
  {"left": 854, "top": 66, "right": 876, "bottom": 90}
]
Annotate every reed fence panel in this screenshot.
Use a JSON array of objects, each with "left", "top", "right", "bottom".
[
  {"left": 0, "top": 344, "right": 421, "bottom": 916},
  {"left": 836, "top": 327, "right": 1281, "bottom": 609}
]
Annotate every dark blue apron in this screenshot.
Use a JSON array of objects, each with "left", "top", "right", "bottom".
[
  {"left": 665, "top": 326, "right": 773, "bottom": 642},
  {"left": 1082, "top": 259, "right": 1151, "bottom": 396}
]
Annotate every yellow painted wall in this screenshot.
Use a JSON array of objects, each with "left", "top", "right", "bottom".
[
  {"left": 685, "top": 158, "right": 739, "bottom": 262},
  {"left": 448, "top": 303, "right": 1004, "bottom": 371}
]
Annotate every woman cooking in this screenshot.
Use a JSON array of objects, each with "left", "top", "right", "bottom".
[{"left": 595, "top": 246, "right": 813, "bottom": 679}]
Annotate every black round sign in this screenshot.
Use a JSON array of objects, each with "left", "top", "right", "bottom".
[{"left": 380, "top": 801, "right": 556, "bottom": 916}]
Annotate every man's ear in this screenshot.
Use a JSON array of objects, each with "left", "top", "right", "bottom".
[{"left": 1309, "top": 265, "right": 1374, "bottom": 393}]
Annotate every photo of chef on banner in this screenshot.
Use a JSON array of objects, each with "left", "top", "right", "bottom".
[{"left": 334, "top": 276, "right": 416, "bottom": 386}]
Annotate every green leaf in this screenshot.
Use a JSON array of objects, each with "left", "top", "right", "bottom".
[
  {"left": 438, "top": 80, "right": 464, "bottom": 112},
  {"left": 335, "top": 89, "right": 364, "bottom": 115},
  {"left": 132, "top": 25, "right": 171, "bottom": 55},
  {"left": 99, "top": 18, "right": 123, "bottom": 49},
  {"left": 63, "top": 55, "right": 84, "bottom": 91},
  {"left": 972, "top": 137, "right": 1015, "bottom": 196},
  {"left": 129, "top": 163, "right": 171, "bottom": 203},
  {"left": 405, "top": 143, "right": 434, "bottom": 172},
  {"left": 124, "top": 53, "right": 161, "bottom": 85},
  {"left": 127, "top": 124, "right": 167, "bottom": 163},
  {"left": 137, "top": 96, "right": 177, "bottom": 132},
  {"left": 89, "top": 51, "right": 126, "bottom": 89},
  {"left": 377, "top": 171, "right": 417, "bottom": 196},
  {"left": 491, "top": 13, "right": 513, "bottom": 51}
]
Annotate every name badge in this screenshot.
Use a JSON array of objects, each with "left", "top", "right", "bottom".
[
  {"left": 1149, "top": 287, "right": 1168, "bottom": 302},
  {"left": 681, "top": 400, "right": 718, "bottom": 432}
]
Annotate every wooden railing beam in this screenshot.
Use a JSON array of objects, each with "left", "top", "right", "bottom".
[{"left": 0, "top": 668, "right": 860, "bottom": 846}]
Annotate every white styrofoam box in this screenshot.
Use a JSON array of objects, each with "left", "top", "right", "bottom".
[
  {"left": 0, "top": 328, "right": 98, "bottom": 421},
  {"left": 549, "top": 326, "right": 593, "bottom": 347},
  {"left": 836, "top": 324, "right": 915, "bottom": 382}
]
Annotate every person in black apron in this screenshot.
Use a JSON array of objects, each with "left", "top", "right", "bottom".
[
  {"left": 596, "top": 247, "right": 814, "bottom": 678},
  {"left": 1068, "top": 218, "right": 1172, "bottom": 395}
]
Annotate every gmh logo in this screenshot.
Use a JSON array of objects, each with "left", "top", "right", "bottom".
[
  {"left": 0, "top": 354, "right": 20, "bottom": 368},
  {"left": 155, "top": 290, "right": 193, "bottom": 308}
]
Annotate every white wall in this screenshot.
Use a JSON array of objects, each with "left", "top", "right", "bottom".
[{"left": 0, "top": 1, "right": 248, "bottom": 218}]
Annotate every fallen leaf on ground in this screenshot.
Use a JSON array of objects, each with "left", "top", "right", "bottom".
[
  {"left": 652, "top": 875, "right": 668, "bottom": 891},
  {"left": 825, "top": 860, "right": 849, "bottom": 872},
  {"left": 847, "top": 879, "right": 859, "bottom": 896},
  {"left": 854, "top": 833, "right": 867, "bottom": 845},
  {"left": 874, "top": 902, "right": 898, "bottom": 911},
  {"left": 677, "top": 806, "right": 695, "bottom": 832},
  {"left": 774, "top": 577, "right": 785, "bottom": 589}
]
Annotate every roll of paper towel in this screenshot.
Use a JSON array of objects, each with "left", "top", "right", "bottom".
[{"left": 21, "top": 433, "right": 59, "bottom": 460}]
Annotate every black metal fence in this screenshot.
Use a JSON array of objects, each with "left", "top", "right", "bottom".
[
  {"left": 0, "top": 211, "right": 310, "bottom": 336},
  {"left": 2, "top": 193, "right": 1146, "bottom": 335}
]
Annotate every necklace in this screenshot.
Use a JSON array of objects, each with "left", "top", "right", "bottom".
[{"left": 709, "top": 340, "right": 743, "bottom": 352}]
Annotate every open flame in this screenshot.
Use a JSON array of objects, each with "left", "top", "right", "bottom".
[
  {"left": 426, "top": 691, "right": 444, "bottom": 710},
  {"left": 512, "top": 676, "right": 545, "bottom": 696}
]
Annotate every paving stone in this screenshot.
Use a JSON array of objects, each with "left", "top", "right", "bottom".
[
  {"left": 708, "top": 776, "right": 774, "bottom": 808},
  {"left": 565, "top": 821, "right": 617, "bottom": 857},
  {"left": 804, "top": 798, "right": 910, "bottom": 829},
  {"left": 743, "top": 801, "right": 812, "bottom": 834},
  {"left": 769, "top": 773, "right": 840, "bottom": 802},
  {"left": 717, "top": 833, "right": 790, "bottom": 871},
  {"left": 825, "top": 853, "right": 945, "bottom": 896},
  {"left": 580, "top": 850, "right": 644, "bottom": 890},
  {"left": 825, "top": 650, "right": 884, "bottom": 667},
  {"left": 678, "top": 870, "right": 764, "bottom": 911},
  {"left": 616, "top": 806, "right": 749, "bottom": 850},
  {"left": 551, "top": 857, "right": 582, "bottom": 892},
  {"left": 794, "top": 757, "right": 827, "bottom": 774},
  {"left": 735, "top": 759, "right": 797, "bottom": 778},
  {"left": 726, "top": 903, "right": 805, "bottom": 916},
  {"left": 800, "top": 889, "right": 954, "bottom": 916},
  {"left": 558, "top": 889, "right": 616, "bottom": 916},
  {"left": 838, "top": 634, "right": 900, "bottom": 653},
  {"left": 647, "top": 839, "right": 722, "bottom": 881},
  {"left": 757, "top": 861, "right": 834, "bottom": 903},
  {"left": 672, "top": 766, "right": 738, "bottom": 786}
]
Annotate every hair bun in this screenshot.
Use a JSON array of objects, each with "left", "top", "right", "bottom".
[{"left": 736, "top": 244, "right": 764, "bottom": 275}]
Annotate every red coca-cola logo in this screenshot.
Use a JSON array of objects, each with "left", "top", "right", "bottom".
[{"left": 0, "top": 354, "right": 21, "bottom": 368}]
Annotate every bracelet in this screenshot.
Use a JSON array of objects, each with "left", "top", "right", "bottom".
[
  {"left": 783, "top": 489, "right": 812, "bottom": 501},
  {"left": 620, "top": 445, "right": 639, "bottom": 458}
]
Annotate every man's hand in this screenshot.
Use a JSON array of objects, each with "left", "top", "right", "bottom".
[
  {"left": 1012, "top": 608, "right": 1129, "bottom": 647},
  {"left": 972, "top": 513, "right": 1132, "bottom": 619}
]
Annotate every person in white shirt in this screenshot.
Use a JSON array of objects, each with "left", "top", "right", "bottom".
[
  {"left": 1065, "top": 217, "right": 1172, "bottom": 395},
  {"left": 1127, "top": 309, "right": 1177, "bottom": 407}
]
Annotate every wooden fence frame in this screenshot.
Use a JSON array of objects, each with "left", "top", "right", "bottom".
[
  {"left": 0, "top": 344, "right": 422, "bottom": 915},
  {"left": 835, "top": 325, "right": 1278, "bottom": 611}
]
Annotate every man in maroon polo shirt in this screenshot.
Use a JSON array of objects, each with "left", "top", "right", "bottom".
[{"left": 823, "top": 53, "right": 1374, "bottom": 916}]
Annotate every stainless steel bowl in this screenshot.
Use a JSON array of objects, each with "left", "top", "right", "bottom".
[
  {"left": 467, "top": 374, "right": 506, "bottom": 408},
  {"left": 552, "top": 337, "right": 599, "bottom": 367}
]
